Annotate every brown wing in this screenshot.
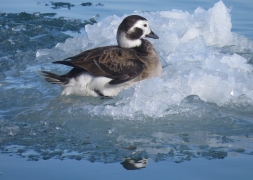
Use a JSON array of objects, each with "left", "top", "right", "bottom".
[{"left": 54, "top": 46, "right": 145, "bottom": 84}]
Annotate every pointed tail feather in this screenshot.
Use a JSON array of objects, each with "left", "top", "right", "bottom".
[
  {"left": 53, "top": 61, "right": 74, "bottom": 67},
  {"left": 41, "top": 71, "right": 69, "bottom": 85}
]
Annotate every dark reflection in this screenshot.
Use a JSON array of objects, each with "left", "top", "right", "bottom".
[
  {"left": 95, "top": 3, "right": 104, "bottom": 6},
  {"left": 80, "top": 2, "right": 92, "bottom": 6},
  {"left": 42, "top": 1, "right": 105, "bottom": 9},
  {"left": 47, "top": 2, "right": 75, "bottom": 10},
  {"left": 80, "top": 2, "right": 104, "bottom": 6},
  {"left": 121, "top": 158, "right": 148, "bottom": 170}
]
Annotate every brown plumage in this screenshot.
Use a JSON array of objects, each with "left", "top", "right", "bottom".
[{"left": 49, "top": 39, "right": 159, "bottom": 85}]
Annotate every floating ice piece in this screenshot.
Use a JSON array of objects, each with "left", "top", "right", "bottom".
[
  {"left": 1, "top": 126, "right": 20, "bottom": 136},
  {"left": 12, "top": 24, "right": 26, "bottom": 31}
]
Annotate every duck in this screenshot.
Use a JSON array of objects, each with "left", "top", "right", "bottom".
[{"left": 42, "top": 15, "right": 162, "bottom": 97}]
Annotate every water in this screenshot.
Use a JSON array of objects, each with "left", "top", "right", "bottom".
[{"left": 1, "top": 0, "right": 253, "bottom": 179}]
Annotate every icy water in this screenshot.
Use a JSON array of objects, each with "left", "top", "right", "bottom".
[{"left": 1, "top": 0, "right": 253, "bottom": 179}]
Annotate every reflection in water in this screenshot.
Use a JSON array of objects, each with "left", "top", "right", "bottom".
[
  {"left": 80, "top": 2, "right": 104, "bottom": 6},
  {"left": 121, "top": 158, "right": 148, "bottom": 170},
  {"left": 80, "top": 2, "right": 92, "bottom": 6},
  {"left": 41, "top": 1, "right": 105, "bottom": 9},
  {"left": 0, "top": 114, "right": 252, "bottom": 164},
  {"left": 47, "top": 2, "right": 75, "bottom": 10}
]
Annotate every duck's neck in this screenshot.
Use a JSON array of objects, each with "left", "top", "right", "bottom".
[
  {"left": 117, "top": 32, "right": 142, "bottom": 48},
  {"left": 132, "top": 39, "right": 151, "bottom": 53}
]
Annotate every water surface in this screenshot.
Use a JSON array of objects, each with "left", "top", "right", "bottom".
[{"left": 0, "top": 0, "right": 253, "bottom": 179}]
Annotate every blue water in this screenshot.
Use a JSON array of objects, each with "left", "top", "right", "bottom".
[
  {"left": 1, "top": 0, "right": 252, "bottom": 38},
  {"left": 0, "top": 0, "right": 253, "bottom": 179},
  {"left": 1, "top": 154, "right": 252, "bottom": 180}
]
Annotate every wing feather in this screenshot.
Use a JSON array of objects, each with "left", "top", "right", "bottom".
[{"left": 54, "top": 46, "right": 145, "bottom": 84}]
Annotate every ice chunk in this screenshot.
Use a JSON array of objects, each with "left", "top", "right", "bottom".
[
  {"left": 1, "top": 126, "right": 20, "bottom": 136},
  {"left": 180, "top": 28, "right": 200, "bottom": 43},
  {"left": 220, "top": 53, "right": 253, "bottom": 72},
  {"left": 12, "top": 24, "right": 26, "bottom": 31},
  {"left": 202, "top": 1, "right": 233, "bottom": 47}
]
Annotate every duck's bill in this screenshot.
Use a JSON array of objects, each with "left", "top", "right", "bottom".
[{"left": 145, "top": 30, "right": 159, "bottom": 39}]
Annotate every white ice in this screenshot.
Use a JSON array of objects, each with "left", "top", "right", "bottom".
[{"left": 36, "top": 1, "right": 253, "bottom": 119}]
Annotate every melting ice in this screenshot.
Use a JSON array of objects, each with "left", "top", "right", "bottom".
[{"left": 36, "top": 1, "right": 253, "bottom": 119}]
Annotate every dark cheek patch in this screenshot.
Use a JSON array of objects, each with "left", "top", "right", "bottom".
[{"left": 127, "top": 27, "right": 143, "bottom": 40}]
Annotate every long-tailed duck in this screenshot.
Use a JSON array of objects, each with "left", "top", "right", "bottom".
[{"left": 42, "top": 15, "right": 162, "bottom": 97}]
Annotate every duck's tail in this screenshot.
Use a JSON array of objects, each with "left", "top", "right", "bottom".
[{"left": 41, "top": 71, "right": 69, "bottom": 85}]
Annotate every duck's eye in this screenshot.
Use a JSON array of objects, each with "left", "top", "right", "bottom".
[{"left": 143, "top": 24, "right": 147, "bottom": 27}]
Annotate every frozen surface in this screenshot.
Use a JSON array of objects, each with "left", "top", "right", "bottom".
[{"left": 1, "top": 1, "right": 253, "bottom": 163}]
